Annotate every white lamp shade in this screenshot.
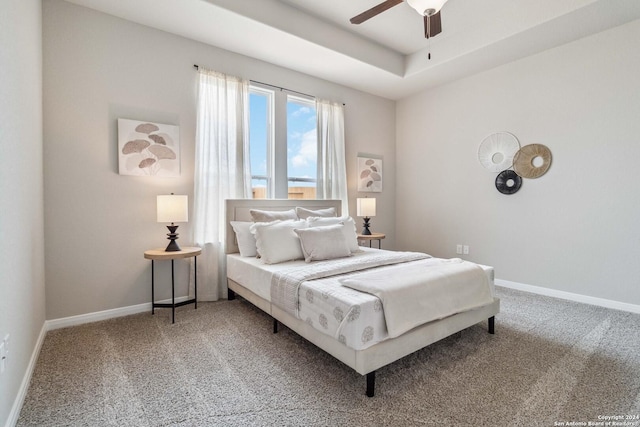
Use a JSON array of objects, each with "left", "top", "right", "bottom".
[
  {"left": 356, "top": 198, "right": 376, "bottom": 218},
  {"left": 406, "top": 0, "right": 448, "bottom": 15},
  {"left": 157, "top": 195, "right": 188, "bottom": 223}
]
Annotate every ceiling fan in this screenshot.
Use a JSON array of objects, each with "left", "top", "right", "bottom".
[{"left": 350, "top": 0, "right": 448, "bottom": 39}]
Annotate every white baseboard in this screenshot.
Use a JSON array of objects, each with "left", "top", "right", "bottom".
[
  {"left": 5, "top": 323, "right": 47, "bottom": 427},
  {"left": 495, "top": 279, "right": 640, "bottom": 314},
  {"left": 46, "top": 296, "right": 191, "bottom": 331}
]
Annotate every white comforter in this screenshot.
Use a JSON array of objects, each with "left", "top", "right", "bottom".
[{"left": 339, "top": 258, "right": 493, "bottom": 338}]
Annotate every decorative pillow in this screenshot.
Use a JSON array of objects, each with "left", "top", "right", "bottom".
[
  {"left": 306, "top": 216, "right": 360, "bottom": 253},
  {"left": 250, "top": 208, "right": 298, "bottom": 222},
  {"left": 294, "top": 224, "right": 352, "bottom": 263},
  {"left": 295, "top": 206, "right": 337, "bottom": 219},
  {"left": 230, "top": 221, "right": 257, "bottom": 257},
  {"left": 250, "top": 220, "right": 307, "bottom": 264}
]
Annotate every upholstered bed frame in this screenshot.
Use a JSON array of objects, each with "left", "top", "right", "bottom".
[{"left": 225, "top": 199, "right": 500, "bottom": 397}]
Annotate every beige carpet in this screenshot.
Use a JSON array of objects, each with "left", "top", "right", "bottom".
[{"left": 17, "top": 288, "right": 640, "bottom": 426}]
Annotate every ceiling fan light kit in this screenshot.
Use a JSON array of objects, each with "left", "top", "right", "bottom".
[
  {"left": 406, "top": 0, "right": 449, "bottom": 16},
  {"left": 350, "top": 0, "right": 447, "bottom": 59}
]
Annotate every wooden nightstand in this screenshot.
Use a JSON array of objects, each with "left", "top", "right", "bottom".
[
  {"left": 357, "top": 233, "right": 386, "bottom": 249},
  {"left": 144, "top": 246, "right": 201, "bottom": 324}
]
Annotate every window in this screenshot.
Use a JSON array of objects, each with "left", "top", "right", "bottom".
[
  {"left": 249, "top": 87, "right": 273, "bottom": 199},
  {"left": 249, "top": 85, "right": 317, "bottom": 199},
  {"left": 287, "top": 96, "right": 317, "bottom": 199}
]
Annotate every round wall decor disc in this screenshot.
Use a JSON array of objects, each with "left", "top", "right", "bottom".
[
  {"left": 495, "top": 169, "right": 522, "bottom": 195},
  {"left": 513, "top": 144, "right": 552, "bottom": 179},
  {"left": 478, "top": 132, "right": 520, "bottom": 173}
]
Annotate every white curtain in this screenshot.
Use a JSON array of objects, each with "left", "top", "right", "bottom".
[
  {"left": 316, "top": 99, "right": 349, "bottom": 216},
  {"left": 191, "top": 68, "right": 251, "bottom": 301}
]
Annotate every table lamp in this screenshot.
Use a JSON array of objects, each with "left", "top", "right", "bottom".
[
  {"left": 356, "top": 197, "right": 376, "bottom": 235},
  {"left": 157, "top": 194, "right": 188, "bottom": 252}
]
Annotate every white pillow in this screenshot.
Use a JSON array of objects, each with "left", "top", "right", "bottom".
[
  {"left": 250, "top": 220, "right": 307, "bottom": 264},
  {"left": 295, "top": 206, "right": 337, "bottom": 219},
  {"left": 294, "top": 224, "right": 352, "bottom": 263},
  {"left": 230, "top": 221, "right": 257, "bottom": 257},
  {"left": 306, "top": 216, "right": 360, "bottom": 253},
  {"left": 250, "top": 208, "right": 298, "bottom": 222}
]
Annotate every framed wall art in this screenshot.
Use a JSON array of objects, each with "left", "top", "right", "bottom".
[
  {"left": 357, "top": 156, "right": 382, "bottom": 192},
  {"left": 118, "top": 119, "right": 180, "bottom": 177}
]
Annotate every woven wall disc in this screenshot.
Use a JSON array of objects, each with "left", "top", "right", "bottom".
[
  {"left": 478, "top": 132, "right": 520, "bottom": 173},
  {"left": 495, "top": 169, "right": 522, "bottom": 194},
  {"left": 513, "top": 144, "right": 552, "bottom": 179}
]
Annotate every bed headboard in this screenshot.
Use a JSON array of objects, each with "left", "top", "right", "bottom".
[{"left": 225, "top": 199, "right": 342, "bottom": 254}]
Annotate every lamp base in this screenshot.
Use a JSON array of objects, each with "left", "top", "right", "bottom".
[
  {"left": 361, "top": 217, "right": 372, "bottom": 235},
  {"left": 165, "top": 224, "right": 182, "bottom": 252}
]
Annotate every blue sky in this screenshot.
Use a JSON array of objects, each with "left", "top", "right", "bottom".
[
  {"left": 287, "top": 99, "right": 317, "bottom": 182},
  {"left": 249, "top": 93, "right": 268, "bottom": 180},
  {"left": 249, "top": 93, "right": 317, "bottom": 188}
]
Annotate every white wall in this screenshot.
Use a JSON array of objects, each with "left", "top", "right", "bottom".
[
  {"left": 396, "top": 20, "right": 640, "bottom": 305},
  {"left": 0, "top": 0, "right": 46, "bottom": 425},
  {"left": 43, "top": 0, "right": 396, "bottom": 319}
]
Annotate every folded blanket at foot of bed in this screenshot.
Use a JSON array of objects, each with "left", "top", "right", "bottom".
[{"left": 339, "top": 258, "right": 493, "bottom": 338}]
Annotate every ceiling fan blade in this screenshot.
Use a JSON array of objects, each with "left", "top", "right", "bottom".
[
  {"left": 424, "top": 11, "right": 442, "bottom": 38},
  {"left": 350, "top": 0, "right": 403, "bottom": 24}
]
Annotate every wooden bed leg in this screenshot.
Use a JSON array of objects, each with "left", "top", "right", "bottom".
[
  {"left": 273, "top": 319, "right": 278, "bottom": 334},
  {"left": 366, "top": 371, "right": 375, "bottom": 397},
  {"left": 488, "top": 316, "right": 495, "bottom": 334},
  {"left": 228, "top": 288, "right": 236, "bottom": 301}
]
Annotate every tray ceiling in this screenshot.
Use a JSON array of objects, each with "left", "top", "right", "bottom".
[{"left": 65, "top": 0, "right": 640, "bottom": 99}]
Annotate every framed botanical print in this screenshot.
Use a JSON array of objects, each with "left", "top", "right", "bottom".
[
  {"left": 118, "top": 119, "right": 180, "bottom": 177},
  {"left": 357, "top": 156, "right": 382, "bottom": 192}
]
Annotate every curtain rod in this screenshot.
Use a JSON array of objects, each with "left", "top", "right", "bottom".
[{"left": 193, "top": 64, "right": 345, "bottom": 106}]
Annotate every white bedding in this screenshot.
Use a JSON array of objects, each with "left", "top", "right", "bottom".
[
  {"left": 340, "top": 258, "right": 493, "bottom": 338},
  {"left": 270, "top": 250, "right": 429, "bottom": 317},
  {"left": 227, "top": 248, "right": 495, "bottom": 351}
]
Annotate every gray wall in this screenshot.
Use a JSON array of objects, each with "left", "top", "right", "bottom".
[
  {"left": 396, "top": 19, "right": 640, "bottom": 305},
  {"left": 0, "top": 0, "right": 46, "bottom": 425},
  {"left": 43, "top": 0, "right": 396, "bottom": 320}
]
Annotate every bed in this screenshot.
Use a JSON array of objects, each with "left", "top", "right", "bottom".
[{"left": 225, "top": 199, "right": 500, "bottom": 397}]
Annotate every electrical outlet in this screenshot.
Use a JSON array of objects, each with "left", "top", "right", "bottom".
[
  {"left": 463, "top": 245, "right": 469, "bottom": 255},
  {"left": 0, "top": 341, "right": 5, "bottom": 374},
  {"left": 456, "top": 244, "right": 462, "bottom": 254},
  {"left": 1, "top": 334, "right": 8, "bottom": 375}
]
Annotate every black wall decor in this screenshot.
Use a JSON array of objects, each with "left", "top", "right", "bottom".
[{"left": 495, "top": 169, "right": 522, "bottom": 195}]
